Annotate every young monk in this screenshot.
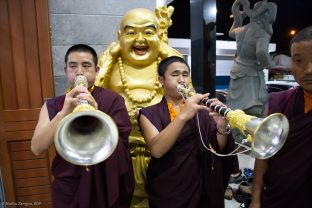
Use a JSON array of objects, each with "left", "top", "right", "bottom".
[
  {"left": 138, "top": 56, "right": 234, "bottom": 208},
  {"left": 31, "top": 44, "right": 134, "bottom": 208}
]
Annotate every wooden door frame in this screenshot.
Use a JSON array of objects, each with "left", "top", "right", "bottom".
[{"left": 0, "top": 0, "right": 55, "bottom": 205}]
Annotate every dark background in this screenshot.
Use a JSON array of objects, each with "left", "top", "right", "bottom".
[{"left": 168, "top": 0, "right": 312, "bottom": 52}]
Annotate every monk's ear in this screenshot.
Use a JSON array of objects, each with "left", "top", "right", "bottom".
[
  {"left": 158, "top": 75, "right": 164, "bottom": 86},
  {"left": 64, "top": 66, "right": 68, "bottom": 76},
  {"left": 95, "top": 66, "right": 100, "bottom": 75}
]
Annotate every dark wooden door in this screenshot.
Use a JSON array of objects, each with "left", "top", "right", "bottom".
[{"left": 0, "top": 0, "right": 55, "bottom": 207}]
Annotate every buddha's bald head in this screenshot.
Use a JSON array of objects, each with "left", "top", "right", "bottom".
[{"left": 120, "top": 8, "right": 159, "bottom": 31}]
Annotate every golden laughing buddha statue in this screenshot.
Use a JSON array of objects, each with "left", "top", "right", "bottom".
[{"left": 95, "top": 7, "right": 183, "bottom": 207}]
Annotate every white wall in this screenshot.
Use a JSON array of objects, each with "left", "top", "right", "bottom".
[{"left": 49, "top": 0, "right": 156, "bottom": 95}]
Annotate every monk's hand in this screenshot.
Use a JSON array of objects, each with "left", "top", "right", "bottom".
[
  {"left": 60, "top": 86, "right": 85, "bottom": 116},
  {"left": 75, "top": 86, "right": 98, "bottom": 109},
  {"left": 207, "top": 98, "right": 229, "bottom": 128},
  {"left": 179, "top": 93, "right": 210, "bottom": 121}
]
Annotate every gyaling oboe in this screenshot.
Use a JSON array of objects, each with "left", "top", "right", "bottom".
[{"left": 176, "top": 83, "right": 289, "bottom": 159}]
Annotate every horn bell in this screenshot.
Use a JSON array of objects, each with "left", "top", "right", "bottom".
[
  {"left": 226, "top": 110, "right": 289, "bottom": 159},
  {"left": 249, "top": 113, "right": 289, "bottom": 159},
  {"left": 54, "top": 110, "right": 119, "bottom": 166}
]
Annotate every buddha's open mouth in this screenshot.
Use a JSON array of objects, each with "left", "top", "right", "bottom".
[{"left": 133, "top": 46, "right": 148, "bottom": 55}]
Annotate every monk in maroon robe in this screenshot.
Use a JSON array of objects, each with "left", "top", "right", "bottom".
[
  {"left": 250, "top": 26, "right": 312, "bottom": 208},
  {"left": 261, "top": 87, "right": 312, "bottom": 207},
  {"left": 47, "top": 86, "right": 134, "bottom": 208},
  {"left": 138, "top": 56, "right": 234, "bottom": 208},
  {"left": 31, "top": 44, "right": 134, "bottom": 208}
]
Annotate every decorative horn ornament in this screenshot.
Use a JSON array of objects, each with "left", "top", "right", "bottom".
[
  {"left": 54, "top": 75, "right": 119, "bottom": 166},
  {"left": 176, "top": 84, "right": 289, "bottom": 159}
]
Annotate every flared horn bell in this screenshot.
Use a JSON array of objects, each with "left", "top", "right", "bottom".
[
  {"left": 226, "top": 110, "right": 289, "bottom": 159},
  {"left": 54, "top": 109, "right": 119, "bottom": 166},
  {"left": 54, "top": 75, "right": 119, "bottom": 166},
  {"left": 246, "top": 113, "right": 289, "bottom": 159}
]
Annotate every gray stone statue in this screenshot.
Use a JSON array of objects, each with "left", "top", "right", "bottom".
[{"left": 227, "top": 0, "right": 277, "bottom": 117}]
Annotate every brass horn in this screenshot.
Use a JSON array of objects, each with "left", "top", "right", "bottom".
[
  {"left": 54, "top": 75, "right": 119, "bottom": 165},
  {"left": 176, "top": 84, "right": 289, "bottom": 159}
]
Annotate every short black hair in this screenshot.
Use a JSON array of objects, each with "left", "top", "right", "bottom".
[
  {"left": 158, "top": 56, "right": 189, "bottom": 77},
  {"left": 289, "top": 26, "right": 312, "bottom": 49},
  {"left": 65, "top": 44, "right": 98, "bottom": 65}
]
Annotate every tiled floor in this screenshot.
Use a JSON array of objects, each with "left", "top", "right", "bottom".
[{"left": 225, "top": 153, "right": 255, "bottom": 208}]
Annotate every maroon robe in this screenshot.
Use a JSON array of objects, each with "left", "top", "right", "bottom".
[
  {"left": 261, "top": 87, "right": 312, "bottom": 208},
  {"left": 47, "top": 86, "right": 134, "bottom": 208},
  {"left": 138, "top": 97, "right": 234, "bottom": 208}
]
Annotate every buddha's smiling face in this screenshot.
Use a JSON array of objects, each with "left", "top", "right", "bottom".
[{"left": 119, "top": 8, "right": 161, "bottom": 66}]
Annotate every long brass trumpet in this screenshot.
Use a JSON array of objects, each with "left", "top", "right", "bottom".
[
  {"left": 54, "top": 75, "right": 119, "bottom": 165},
  {"left": 177, "top": 84, "right": 289, "bottom": 159}
]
